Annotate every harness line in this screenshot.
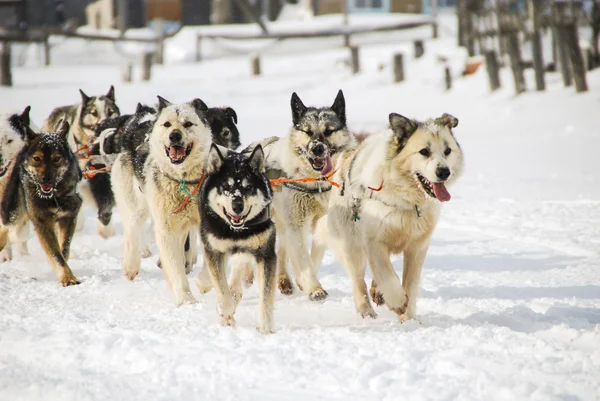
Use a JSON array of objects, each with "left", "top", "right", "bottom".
[{"left": 171, "top": 170, "right": 206, "bottom": 216}]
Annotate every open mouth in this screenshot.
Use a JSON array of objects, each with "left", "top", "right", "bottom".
[
  {"left": 164, "top": 143, "right": 192, "bottom": 164},
  {"left": 0, "top": 161, "right": 11, "bottom": 178},
  {"left": 39, "top": 183, "right": 54, "bottom": 194},
  {"left": 224, "top": 207, "right": 251, "bottom": 228},
  {"left": 309, "top": 156, "right": 333, "bottom": 176},
  {"left": 415, "top": 172, "right": 451, "bottom": 202}
]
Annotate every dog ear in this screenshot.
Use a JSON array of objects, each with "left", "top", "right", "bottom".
[
  {"left": 106, "top": 85, "right": 116, "bottom": 102},
  {"left": 290, "top": 92, "right": 307, "bottom": 126},
  {"left": 331, "top": 89, "right": 346, "bottom": 126},
  {"left": 224, "top": 107, "right": 237, "bottom": 124},
  {"left": 25, "top": 125, "right": 37, "bottom": 143},
  {"left": 157, "top": 96, "right": 172, "bottom": 112},
  {"left": 248, "top": 144, "right": 265, "bottom": 174},
  {"left": 79, "top": 89, "right": 91, "bottom": 105},
  {"left": 56, "top": 119, "right": 70, "bottom": 138},
  {"left": 190, "top": 98, "right": 208, "bottom": 113},
  {"left": 207, "top": 143, "right": 225, "bottom": 174},
  {"left": 389, "top": 113, "right": 418, "bottom": 148},
  {"left": 135, "top": 103, "right": 144, "bottom": 114},
  {"left": 20, "top": 106, "right": 31, "bottom": 127},
  {"left": 435, "top": 113, "right": 459, "bottom": 128}
]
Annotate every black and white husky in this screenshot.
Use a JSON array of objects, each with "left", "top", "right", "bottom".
[{"left": 199, "top": 144, "right": 277, "bottom": 333}]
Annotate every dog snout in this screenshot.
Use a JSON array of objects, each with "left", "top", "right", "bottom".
[
  {"left": 436, "top": 166, "right": 451, "bottom": 181},
  {"left": 311, "top": 143, "right": 326, "bottom": 158},
  {"left": 169, "top": 131, "right": 182, "bottom": 144},
  {"left": 231, "top": 198, "right": 244, "bottom": 215},
  {"left": 41, "top": 170, "right": 53, "bottom": 184}
]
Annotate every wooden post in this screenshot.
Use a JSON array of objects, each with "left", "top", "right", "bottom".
[
  {"left": 531, "top": 0, "right": 545, "bottom": 91},
  {"left": 0, "top": 42, "right": 12, "bottom": 87},
  {"left": 506, "top": 31, "right": 526, "bottom": 94},
  {"left": 563, "top": 24, "right": 588, "bottom": 92},
  {"left": 393, "top": 53, "right": 404, "bottom": 83},
  {"left": 122, "top": 62, "right": 133, "bottom": 83},
  {"left": 431, "top": 0, "right": 439, "bottom": 38},
  {"left": 466, "top": 12, "right": 476, "bottom": 57},
  {"left": 153, "top": 18, "right": 165, "bottom": 65},
  {"left": 414, "top": 40, "right": 424, "bottom": 58},
  {"left": 552, "top": 3, "right": 572, "bottom": 87},
  {"left": 196, "top": 35, "right": 202, "bottom": 62},
  {"left": 484, "top": 50, "right": 501, "bottom": 91},
  {"left": 43, "top": 37, "right": 50, "bottom": 66},
  {"left": 251, "top": 55, "right": 261, "bottom": 76},
  {"left": 350, "top": 46, "right": 360, "bottom": 74},
  {"left": 444, "top": 66, "right": 452, "bottom": 90},
  {"left": 142, "top": 52, "right": 153, "bottom": 81}
]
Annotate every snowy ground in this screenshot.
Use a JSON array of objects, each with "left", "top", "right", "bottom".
[{"left": 0, "top": 14, "right": 599, "bottom": 401}]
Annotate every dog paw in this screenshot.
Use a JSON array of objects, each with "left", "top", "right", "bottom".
[
  {"left": 124, "top": 269, "right": 139, "bottom": 281},
  {"left": 370, "top": 286, "right": 385, "bottom": 306},
  {"left": 389, "top": 294, "right": 409, "bottom": 317},
  {"left": 278, "top": 277, "right": 294, "bottom": 295},
  {"left": 140, "top": 247, "right": 152, "bottom": 259},
  {"left": 96, "top": 220, "right": 115, "bottom": 239},
  {"left": 399, "top": 311, "right": 416, "bottom": 323},
  {"left": 185, "top": 261, "right": 193, "bottom": 275},
  {"left": 177, "top": 293, "right": 198, "bottom": 306},
  {"left": 358, "top": 304, "right": 378, "bottom": 319},
  {"left": 220, "top": 314, "right": 235, "bottom": 327},
  {"left": 309, "top": 288, "right": 328, "bottom": 301},
  {"left": 60, "top": 273, "right": 80, "bottom": 287},
  {"left": 256, "top": 324, "right": 274, "bottom": 335},
  {"left": 0, "top": 249, "right": 12, "bottom": 263}
]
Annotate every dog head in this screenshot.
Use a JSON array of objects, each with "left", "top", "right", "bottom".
[
  {"left": 23, "top": 121, "right": 77, "bottom": 199},
  {"left": 204, "top": 144, "right": 272, "bottom": 230},
  {"left": 150, "top": 96, "right": 212, "bottom": 170},
  {"left": 288, "top": 90, "right": 354, "bottom": 176},
  {"left": 389, "top": 113, "right": 463, "bottom": 203},
  {"left": 0, "top": 106, "right": 31, "bottom": 178},
  {"left": 78, "top": 85, "right": 120, "bottom": 142},
  {"left": 206, "top": 107, "right": 241, "bottom": 150}
]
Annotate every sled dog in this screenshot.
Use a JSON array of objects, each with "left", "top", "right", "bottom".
[
  {"left": 199, "top": 144, "right": 276, "bottom": 333},
  {"left": 0, "top": 107, "right": 34, "bottom": 262},
  {"left": 1, "top": 121, "right": 83, "bottom": 286},
  {"left": 111, "top": 96, "right": 213, "bottom": 305},
  {"left": 314, "top": 113, "right": 464, "bottom": 320}
]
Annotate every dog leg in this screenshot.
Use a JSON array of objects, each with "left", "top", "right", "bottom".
[
  {"left": 121, "top": 212, "right": 147, "bottom": 281},
  {"left": 140, "top": 220, "right": 153, "bottom": 258},
  {"left": 228, "top": 254, "right": 254, "bottom": 306},
  {"left": 12, "top": 220, "right": 30, "bottom": 256},
  {"left": 32, "top": 218, "right": 79, "bottom": 286},
  {"left": 0, "top": 226, "right": 11, "bottom": 262},
  {"left": 183, "top": 232, "right": 193, "bottom": 274},
  {"left": 256, "top": 253, "right": 277, "bottom": 334},
  {"left": 57, "top": 213, "right": 80, "bottom": 262},
  {"left": 400, "top": 242, "right": 429, "bottom": 322},
  {"left": 154, "top": 225, "right": 197, "bottom": 305},
  {"left": 367, "top": 244, "right": 408, "bottom": 317},
  {"left": 272, "top": 215, "right": 293, "bottom": 295},
  {"left": 286, "top": 227, "right": 327, "bottom": 301},
  {"left": 75, "top": 180, "right": 92, "bottom": 233},
  {"left": 188, "top": 227, "right": 199, "bottom": 266},
  {"left": 195, "top": 261, "right": 213, "bottom": 294},
  {"left": 205, "top": 251, "right": 235, "bottom": 326}
]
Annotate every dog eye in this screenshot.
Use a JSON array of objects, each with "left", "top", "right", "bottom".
[
  {"left": 324, "top": 129, "right": 333, "bottom": 136},
  {"left": 52, "top": 156, "right": 61, "bottom": 163},
  {"left": 7, "top": 139, "right": 12, "bottom": 144},
  {"left": 90, "top": 110, "right": 98, "bottom": 117},
  {"left": 444, "top": 148, "right": 452, "bottom": 156},
  {"left": 419, "top": 148, "right": 430, "bottom": 157},
  {"left": 32, "top": 156, "right": 41, "bottom": 163},
  {"left": 183, "top": 121, "right": 193, "bottom": 129},
  {"left": 163, "top": 121, "right": 172, "bottom": 128},
  {"left": 304, "top": 130, "right": 313, "bottom": 137},
  {"left": 222, "top": 129, "right": 230, "bottom": 138}
]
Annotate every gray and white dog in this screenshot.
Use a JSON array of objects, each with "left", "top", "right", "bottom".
[
  {"left": 41, "top": 85, "right": 120, "bottom": 236},
  {"left": 0, "top": 106, "right": 34, "bottom": 262},
  {"left": 196, "top": 90, "right": 356, "bottom": 301}
]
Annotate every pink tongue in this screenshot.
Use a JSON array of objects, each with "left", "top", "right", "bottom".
[
  {"left": 169, "top": 146, "right": 185, "bottom": 159},
  {"left": 432, "top": 182, "right": 451, "bottom": 202},
  {"left": 320, "top": 156, "right": 333, "bottom": 176}
]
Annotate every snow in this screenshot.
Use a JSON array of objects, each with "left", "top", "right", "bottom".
[{"left": 1, "top": 13, "right": 600, "bottom": 401}]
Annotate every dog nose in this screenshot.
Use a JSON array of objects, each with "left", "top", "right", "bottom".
[
  {"left": 312, "top": 143, "right": 325, "bottom": 157},
  {"left": 436, "top": 167, "right": 451, "bottom": 181},
  {"left": 42, "top": 171, "right": 53, "bottom": 184},
  {"left": 169, "top": 131, "right": 182, "bottom": 143},
  {"left": 231, "top": 198, "right": 244, "bottom": 215}
]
